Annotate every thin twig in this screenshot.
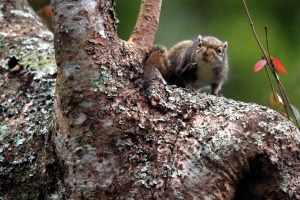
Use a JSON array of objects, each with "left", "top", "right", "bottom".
[
  {"left": 265, "top": 25, "right": 290, "bottom": 117},
  {"left": 242, "top": 1, "right": 268, "bottom": 61},
  {"left": 278, "top": 81, "right": 300, "bottom": 127},
  {"left": 242, "top": 0, "right": 300, "bottom": 129},
  {"left": 265, "top": 25, "right": 271, "bottom": 60},
  {"left": 264, "top": 67, "right": 275, "bottom": 96},
  {"left": 264, "top": 25, "right": 276, "bottom": 99}
]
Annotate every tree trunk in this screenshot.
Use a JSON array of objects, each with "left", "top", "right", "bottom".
[{"left": 1, "top": 0, "right": 300, "bottom": 199}]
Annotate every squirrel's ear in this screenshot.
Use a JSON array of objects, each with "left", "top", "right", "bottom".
[
  {"left": 197, "top": 35, "right": 203, "bottom": 42},
  {"left": 223, "top": 42, "right": 228, "bottom": 49}
]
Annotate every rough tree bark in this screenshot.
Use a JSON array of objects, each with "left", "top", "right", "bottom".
[
  {"left": 0, "top": 0, "right": 60, "bottom": 199},
  {"left": 1, "top": 0, "right": 300, "bottom": 199}
]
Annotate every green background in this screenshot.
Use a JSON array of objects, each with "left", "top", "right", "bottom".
[{"left": 116, "top": 0, "right": 300, "bottom": 113}]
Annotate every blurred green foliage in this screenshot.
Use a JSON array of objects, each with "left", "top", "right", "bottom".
[{"left": 116, "top": 0, "right": 300, "bottom": 111}]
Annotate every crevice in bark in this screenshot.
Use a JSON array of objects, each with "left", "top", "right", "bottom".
[{"left": 234, "top": 154, "right": 283, "bottom": 200}]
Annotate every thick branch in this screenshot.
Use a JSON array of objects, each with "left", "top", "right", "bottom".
[
  {"left": 51, "top": 0, "right": 140, "bottom": 198},
  {"left": 0, "top": 0, "right": 59, "bottom": 199},
  {"left": 128, "top": 0, "right": 162, "bottom": 53}
]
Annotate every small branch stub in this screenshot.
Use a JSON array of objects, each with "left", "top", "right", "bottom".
[{"left": 128, "top": 0, "right": 162, "bottom": 54}]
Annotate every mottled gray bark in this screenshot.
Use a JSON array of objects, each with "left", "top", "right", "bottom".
[
  {"left": 0, "top": 0, "right": 61, "bottom": 199},
  {"left": 1, "top": 0, "right": 300, "bottom": 199}
]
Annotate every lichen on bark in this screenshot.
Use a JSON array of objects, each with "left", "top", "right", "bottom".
[{"left": 0, "top": 0, "right": 62, "bottom": 199}]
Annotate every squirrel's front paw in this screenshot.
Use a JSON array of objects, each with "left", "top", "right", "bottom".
[{"left": 181, "top": 63, "right": 197, "bottom": 74}]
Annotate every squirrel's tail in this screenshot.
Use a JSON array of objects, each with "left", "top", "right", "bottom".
[{"left": 142, "top": 45, "right": 170, "bottom": 88}]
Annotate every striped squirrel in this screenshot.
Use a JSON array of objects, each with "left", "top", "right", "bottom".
[{"left": 143, "top": 35, "right": 228, "bottom": 95}]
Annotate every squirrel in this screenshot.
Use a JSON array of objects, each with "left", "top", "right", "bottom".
[{"left": 142, "top": 35, "right": 228, "bottom": 95}]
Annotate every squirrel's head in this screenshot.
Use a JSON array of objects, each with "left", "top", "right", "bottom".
[{"left": 196, "top": 35, "right": 228, "bottom": 65}]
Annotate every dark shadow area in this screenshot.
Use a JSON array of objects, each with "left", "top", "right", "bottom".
[{"left": 234, "top": 154, "right": 284, "bottom": 200}]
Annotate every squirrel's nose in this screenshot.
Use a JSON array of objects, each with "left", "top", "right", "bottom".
[{"left": 203, "top": 51, "right": 209, "bottom": 57}]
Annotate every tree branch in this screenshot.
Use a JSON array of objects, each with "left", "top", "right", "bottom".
[
  {"left": 0, "top": 0, "right": 59, "bottom": 198},
  {"left": 128, "top": 0, "right": 162, "bottom": 53},
  {"left": 51, "top": 0, "right": 141, "bottom": 198}
]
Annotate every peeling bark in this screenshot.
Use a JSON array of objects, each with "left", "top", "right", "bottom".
[{"left": 1, "top": 0, "right": 300, "bottom": 199}]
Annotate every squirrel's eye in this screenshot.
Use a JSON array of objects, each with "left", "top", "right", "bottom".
[
  {"left": 217, "top": 47, "right": 223, "bottom": 55},
  {"left": 197, "top": 42, "right": 202, "bottom": 49}
]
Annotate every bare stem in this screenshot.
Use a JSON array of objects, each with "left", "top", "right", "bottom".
[
  {"left": 264, "top": 67, "right": 275, "bottom": 95},
  {"left": 278, "top": 81, "right": 300, "bottom": 128},
  {"left": 263, "top": 26, "right": 276, "bottom": 98},
  {"left": 265, "top": 26, "right": 290, "bottom": 117},
  {"left": 242, "top": 0, "right": 268, "bottom": 60}
]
